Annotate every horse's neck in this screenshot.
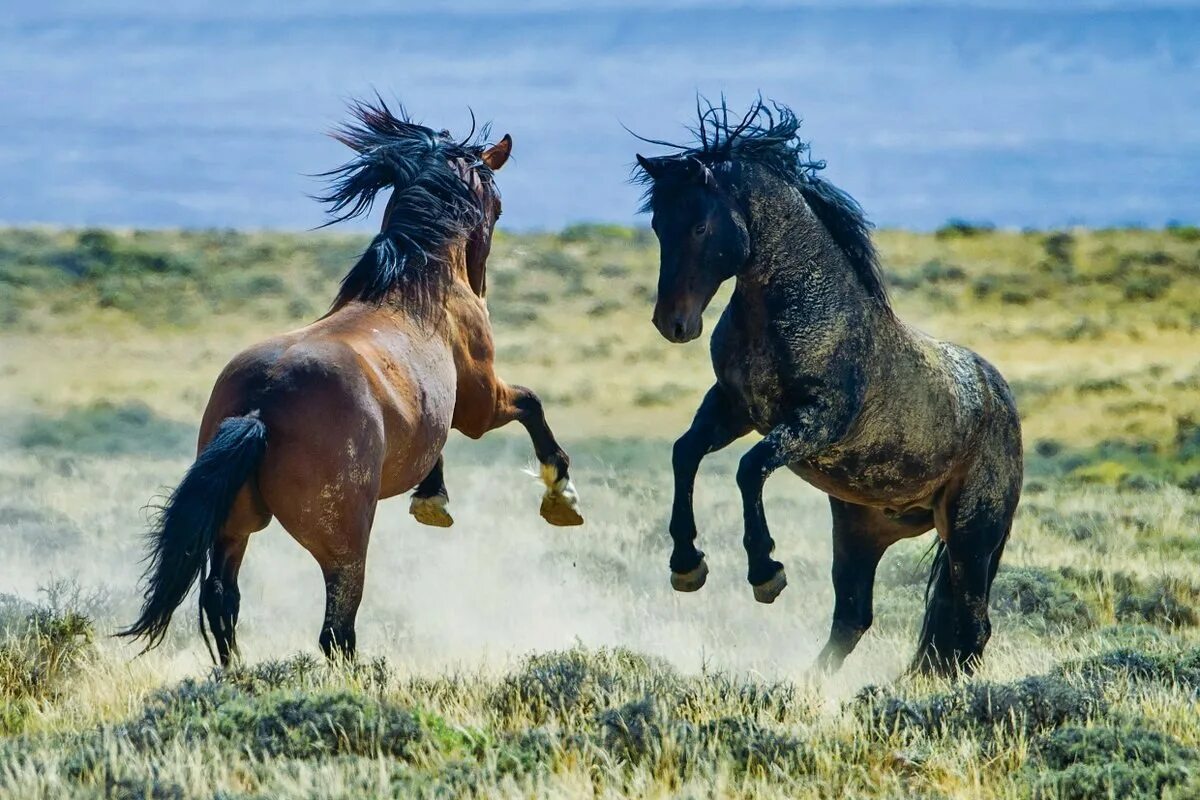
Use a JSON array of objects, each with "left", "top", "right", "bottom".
[{"left": 737, "top": 180, "right": 877, "bottom": 326}]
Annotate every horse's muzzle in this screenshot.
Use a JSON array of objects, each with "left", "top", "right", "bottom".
[{"left": 653, "top": 308, "right": 703, "bottom": 343}]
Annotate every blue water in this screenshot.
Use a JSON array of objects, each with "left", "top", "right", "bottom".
[{"left": 1, "top": 2, "right": 1197, "bottom": 230}]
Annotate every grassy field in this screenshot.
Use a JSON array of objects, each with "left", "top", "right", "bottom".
[{"left": 1, "top": 224, "right": 1199, "bottom": 798}]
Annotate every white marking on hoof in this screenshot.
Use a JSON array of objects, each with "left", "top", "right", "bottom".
[
  {"left": 538, "top": 463, "right": 583, "bottom": 526},
  {"left": 752, "top": 568, "right": 788, "bottom": 604},
  {"left": 671, "top": 559, "right": 708, "bottom": 592},
  {"left": 409, "top": 494, "right": 453, "bottom": 528}
]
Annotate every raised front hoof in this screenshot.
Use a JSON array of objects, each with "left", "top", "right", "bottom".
[
  {"left": 540, "top": 490, "right": 584, "bottom": 526},
  {"left": 538, "top": 468, "right": 583, "bottom": 526},
  {"left": 752, "top": 568, "right": 788, "bottom": 604},
  {"left": 670, "top": 559, "right": 709, "bottom": 592},
  {"left": 410, "top": 495, "right": 454, "bottom": 528}
]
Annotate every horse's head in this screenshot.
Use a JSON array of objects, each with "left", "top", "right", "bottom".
[
  {"left": 460, "top": 134, "right": 512, "bottom": 297},
  {"left": 318, "top": 99, "right": 516, "bottom": 319},
  {"left": 636, "top": 154, "right": 750, "bottom": 343}
]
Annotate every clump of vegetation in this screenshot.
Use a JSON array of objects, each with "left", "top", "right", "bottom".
[
  {"left": 990, "top": 565, "right": 1096, "bottom": 628},
  {"left": 18, "top": 401, "right": 194, "bottom": 456},
  {"left": 935, "top": 219, "right": 995, "bottom": 239},
  {"left": 1116, "top": 578, "right": 1200, "bottom": 629},
  {"left": 1058, "top": 646, "right": 1200, "bottom": 691},
  {"left": 0, "top": 593, "right": 96, "bottom": 734},
  {"left": 121, "top": 666, "right": 422, "bottom": 760},
  {"left": 489, "top": 647, "right": 680, "bottom": 726},
  {"left": 856, "top": 673, "right": 1103, "bottom": 739},
  {"left": 1026, "top": 724, "right": 1199, "bottom": 800}
]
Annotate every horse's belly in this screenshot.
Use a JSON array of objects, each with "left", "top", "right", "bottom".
[{"left": 791, "top": 445, "right": 951, "bottom": 510}]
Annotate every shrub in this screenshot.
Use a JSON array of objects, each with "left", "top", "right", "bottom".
[
  {"left": 936, "top": 219, "right": 995, "bottom": 239},
  {"left": 1124, "top": 273, "right": 1173, "bottom": 301},
  {"left": 1166, "top": 222, "right": 1200, "bottom": 241},
  {"left": 1057, "top": 646, "right": 1200, "bottom": 690},
  {"left": 219, "top": 690, "right": 421, "bottom": 759},
  {"left": 1027, "top": 724, "right": 1198, "bottom": 800},
  {"left": 559, "top": 223, "right": 637, "bottom": 243},
  {"left": 126, "top": 680, "right": 420, "bottom": 759},
  {"left": 990, "top": 566, "right": 1096, "bottom": 628},
  {"left": 1043, "top": 231, "right": 1075, "bottom": 266},
  {"left": 1035, "top": 724, "right": 1196, "bottom": 770},
  {"left": 17, "top": 401, "right": 194, "bottom": 456},
  {"left": 633, "top": 383, "right": 689, "bottom": 407},
  {"left": 0, "top": 599, "right": 96, "bottom": 733},
  {"left": 597, "top": 697, "right": 661, "bottom": 763},
  {"left": 1030, "top": 762, "right": 1194, "bottom": 800},
  {"left": 1115, "top": 579, "right": 1199, "bottom": 628},
  {"left": 856, "top": 674, "right": 1103, "bottom": 738},
  {"left": 489, "top": 647, "right": 678, "bottom": 726}
]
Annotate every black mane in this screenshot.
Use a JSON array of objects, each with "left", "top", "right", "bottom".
[
  {"left": 633, "top": 98, "right": 889, "bottom": 309},
  {"left": 315, "top": 98, "right": 495, "bottom": 318}
]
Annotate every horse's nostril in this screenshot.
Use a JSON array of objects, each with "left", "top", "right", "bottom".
[{"left": 673, "top": 321, "right": 686, "bottom": 340}]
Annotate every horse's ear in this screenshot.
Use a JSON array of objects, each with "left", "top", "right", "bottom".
[
  {"left": 481, "top": 134, "right": 512, "bottom": 170},
  {"left": 636, "top": 154, "right": 659, "bottom": 178}
]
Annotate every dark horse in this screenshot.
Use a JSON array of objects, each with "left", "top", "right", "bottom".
[
  {"left": 120, "top": 100, "right": 583, "bottom": 665},
  {"left": 634, "top": 101, "right": 1021, "bottom": 675}
]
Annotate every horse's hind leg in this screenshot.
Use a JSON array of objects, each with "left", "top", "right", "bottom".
[
  {"left": 815, "top": 499, "right": 932, "bottom": 673},
  {"left": 261, "top": 444, "right": 379, "bottom": 662},
  {"left": 409, "top": 455, "right": 453, "bottom": 528},
  {"left": 318, "top": 555, "right": 368, "bottom": 660},
  {"left": 913, "top": 474, "right": 1018, "bottom": 676},
  {"left": 200, "top": 486, "right": 270, "bottom": 667},
  {"left": 302, "top": 502, "right": 376, "bottom": 661}
]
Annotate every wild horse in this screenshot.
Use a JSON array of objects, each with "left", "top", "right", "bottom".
[
  {"left": 634, "top": 101, "right": 1021, "bottom": 675},
  {"left": 121, "top": 100, "right": 583, "bottom": 665}
]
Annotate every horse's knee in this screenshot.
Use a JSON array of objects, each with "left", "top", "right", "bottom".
[
  {"left": 735, "top": 453, "right": 765, "bottom": 494},
  {"left": 672, "top": 431, "right": 704, "bottom": 472}
]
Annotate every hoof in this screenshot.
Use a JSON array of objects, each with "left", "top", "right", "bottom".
[
  {"left": 752, "top": 568, "right": 787, "bottom": 604},
  {"left": 538, "top": 465, "right": 583, "bottom": 526},
  {"left": 540, "top": 487, "right": 584, "bottom": 526},
  {"left": 410, "top": 494, "right": 453, "bottom": 528},
  {"left": 670, "top": 559, "right": 708, "bottom": 592}
]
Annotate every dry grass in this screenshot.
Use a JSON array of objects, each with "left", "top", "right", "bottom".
[{"left": 1, "top": 225, "right": 1199, "bottom": 798}]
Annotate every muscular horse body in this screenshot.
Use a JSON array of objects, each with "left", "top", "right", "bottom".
[
  {"left": 636, "top": 101, "right": 1021, "bottom": 675},
  {"left": 121, "top": 101, "right": 582, "bottom": 665}
]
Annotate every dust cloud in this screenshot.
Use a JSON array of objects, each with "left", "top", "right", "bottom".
[{"left": 0, "top": 432, "right": 924, "bottom": 692}]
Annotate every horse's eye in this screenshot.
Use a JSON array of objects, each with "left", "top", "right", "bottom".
[{"left": 693, "top": 222, "right": 708, "bottom": 236}]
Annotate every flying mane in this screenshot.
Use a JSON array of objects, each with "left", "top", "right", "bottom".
[
  {"left": 315, "top": 98, "right": 496, "bottom": 318},
  {"left": 634, "top": 98, "right": 890, "bottom": 309}
]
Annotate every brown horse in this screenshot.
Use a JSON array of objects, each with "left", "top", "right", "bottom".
[{"left": 119, "top": 100, "right": 583, "bottom": 665}]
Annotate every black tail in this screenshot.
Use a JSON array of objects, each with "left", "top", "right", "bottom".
[
  {"left": 912, "top": 538, "right": 950, "bottom": 672},
  {"left": 118, "top": 413, "right": 267, "bottom": 652}
]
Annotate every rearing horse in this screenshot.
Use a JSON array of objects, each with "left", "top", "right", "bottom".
[
  {"left": 635, "top": 100, "right": 1021, "bottom": 675},
  {"left": 120, "top": 100, "right": 583, "bottom": 665}
]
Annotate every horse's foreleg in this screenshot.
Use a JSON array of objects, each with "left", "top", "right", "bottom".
[
  {"left": 409, "top": 455, "right": 453, "bottom": 528},
  {"left": 492, "top": 383, "right": 582, "bottom": 526},
  {"left": 669, "top": 384, "right": 751, "bottom": 591},
  {"left": 736, "top": 411, "right": 842, "bottom": 603}
]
